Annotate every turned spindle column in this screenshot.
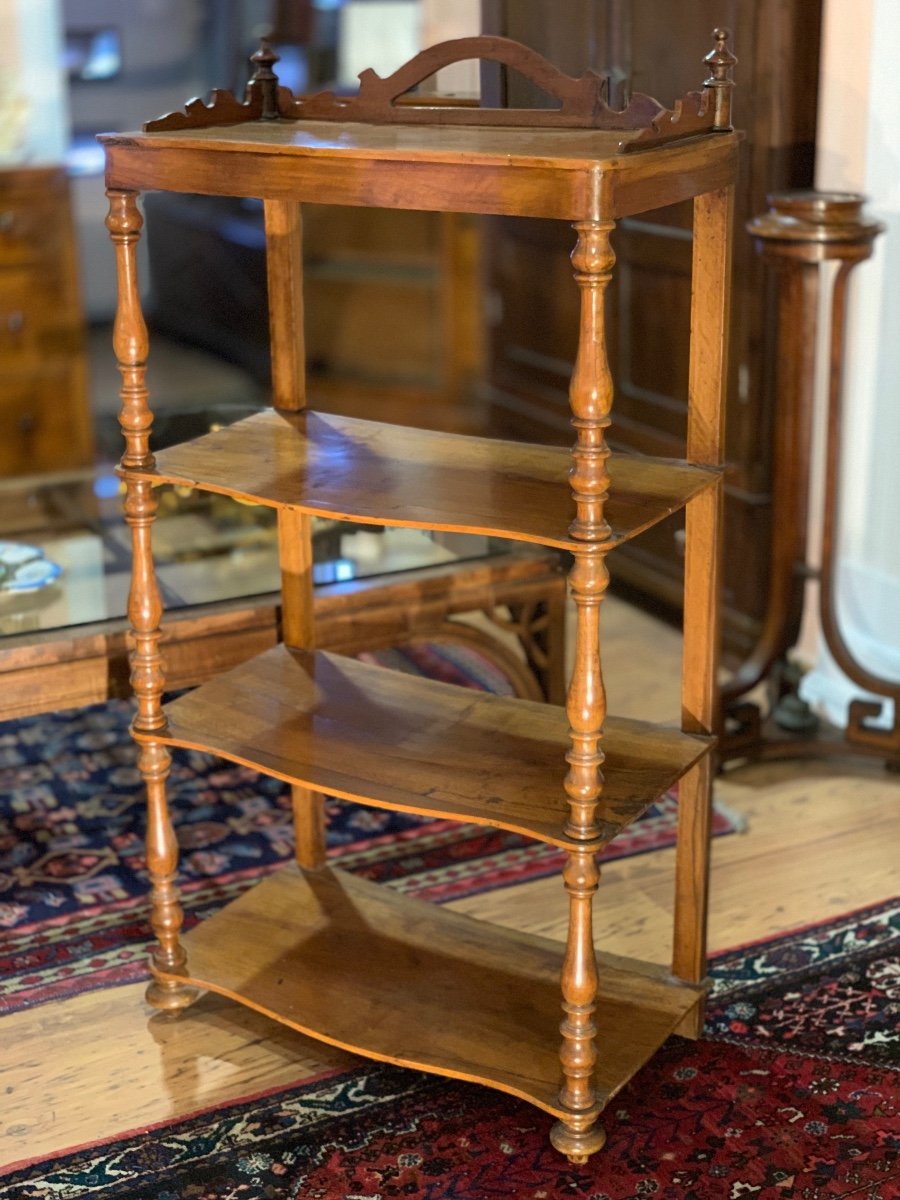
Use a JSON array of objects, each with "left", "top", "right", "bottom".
[
  {"left": 106, "top": 190, "right": 195, "bottom": 1013},
  {"left": 550, "top": 219, "right": 615, "bottom": 1164}
]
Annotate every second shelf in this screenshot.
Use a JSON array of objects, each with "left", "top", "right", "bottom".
[
  {"left": 136, "top": 409, "right": 720, "bottom": 552},
  {"left": 138, "top": 644, "right": 713, "bottom": 850}
]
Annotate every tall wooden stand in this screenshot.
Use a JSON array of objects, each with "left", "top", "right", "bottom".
[
  {"left": 720, "top": 192, "right": 894, "bottom": 767},
  {"left": 103, "top": 32, "right": 737, "bottom": 1163}
]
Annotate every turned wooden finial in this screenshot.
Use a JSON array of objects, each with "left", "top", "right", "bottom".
[
  {"left": 249, "top": 38, "right": 280, "bottom": 120},
  {"left": 703, "top": 28, "right": 737, "bottom": 130}
]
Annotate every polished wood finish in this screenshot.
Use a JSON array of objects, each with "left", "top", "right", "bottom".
[
  {"left": 106, "top": 190, "right": 194, "bottom": 1015},
  {"left": 552, "top": 849, "right": 605, "bottom": 1161},
  {"left": 552, "top": 220, "right": 616, "bottom": 1154},
  {"left": 264, "top": 199, "right": 306, "bottom": 410},
  {"left": 0, "top": 166, "right": 91, "bottom": 475},
  {"left": 106, "top": 193, "right": 151, "bottom": 473},
  {"left": 671, "top": 185, "right": 733, "bottom": 1035},
  {"left": 100, "top": 122, "right": 739, "bottom": 224},
  {"left": 135, "top": 643, "right": 711, "bottom": 852},
  {"left": 277, "top": 509, "right": 315, "bottom": 648},
  {"left": 154, "top": 863, "right": 703, "bottom": 1119},
  {"left": 264, "top": 195, "right": 326, "bottom": 869},
  {"left": 266, "top": 194, "right": 328, "bottom": 873},
  {"left": 702, "top": 28, "right": 738, "bottom": 131},
  {"left": 722, "top": 191, "right": 895, "bottom": 765},
  {"left": 137, "top": 409, "right": 719, "bottom": 553},
  {"left": 101, "top": 35, "right": 734, "bottom": 1163},
  {"left": 279, "top": 508, "right": 326, "bottom": 869}
]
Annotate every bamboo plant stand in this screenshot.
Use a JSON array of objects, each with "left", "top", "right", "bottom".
[{"left": 101, "top": 33, "right": 737, "bottom": 1163}]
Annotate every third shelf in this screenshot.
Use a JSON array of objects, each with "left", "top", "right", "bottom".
[
  {"left": 155, "top": 862, "right": 705, "bottom": 1118},
  {"left": 137, "top": 644, "right": 714, "bottom": 850}
]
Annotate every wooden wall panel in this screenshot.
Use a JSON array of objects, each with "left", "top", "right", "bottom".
[{"left": 481, "top": 0, "right": 822, "bottom": 657}]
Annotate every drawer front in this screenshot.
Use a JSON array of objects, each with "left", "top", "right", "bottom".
[
  {"left": 0, "top": 364, "right": 93, "bottom": 475},
  {"left": 0, "top": 171, "right": 68, "bottom": 268},
  {"left": 0, "top": 274, "right": 40, "bottom": 366},
  {"left": 0, "top": 268, "right": 85, "bottom": 362},
  {"left": 0, "top": 200, "right": 57, "bottom": 266}
]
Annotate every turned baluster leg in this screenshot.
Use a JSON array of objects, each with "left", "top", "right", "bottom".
[
  {"left": 549, "top": 219, "right": 615, "bottom": 1163},
  {"left": 107, "top": 189, "right": 195, "bottom": 1013},
  {"left": 552, "top": 845, "right": 605, "bottom": 1162},
  {"left": 127, "top": 479, "right": 194, "bottom": 1012}
]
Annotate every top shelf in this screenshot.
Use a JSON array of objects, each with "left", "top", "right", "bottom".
[
  {"left": 101, "top": 121, "right": 739, "bottom": 221},
  {"left": 102, "top": 33, "right": 739, "bottom": 218},
  {"left": 133, "top": 409, "right": 719, "bottom": 553}
]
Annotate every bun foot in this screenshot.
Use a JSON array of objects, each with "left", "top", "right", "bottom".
[
  {"left": 146, "top": 976, "right": 198, "bottom": 1015},
  {"left": 549, "top": 1117, "right": 607, "bottom": 1163}
]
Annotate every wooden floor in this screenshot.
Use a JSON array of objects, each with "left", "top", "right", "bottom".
[{"left": 2, "top": 594, "right": 898, "bottom": 1167}]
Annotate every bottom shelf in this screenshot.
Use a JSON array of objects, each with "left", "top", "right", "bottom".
[{"left": 159, "top": 864, "right": 704, "bottom": 1119}]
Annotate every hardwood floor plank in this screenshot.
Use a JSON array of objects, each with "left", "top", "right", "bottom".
[
  {"left": 0, "top": 982, "right": 354, "bottom": 1166},
  {"left": 452, "top": 774, "right": 900, "bottom": 962}
]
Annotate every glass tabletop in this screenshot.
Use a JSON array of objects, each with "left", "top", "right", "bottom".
[{"left": 0, "top": 467, "right": 496, "bottom": 639}]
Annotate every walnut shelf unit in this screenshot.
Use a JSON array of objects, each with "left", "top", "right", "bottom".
[{"left": 101, "top": 32, "right": 736, "bottom": 1164}]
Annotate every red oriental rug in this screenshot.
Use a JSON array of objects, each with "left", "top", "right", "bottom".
[{"left": 2, "top": 899, "right": 897, "bottom": 1198}]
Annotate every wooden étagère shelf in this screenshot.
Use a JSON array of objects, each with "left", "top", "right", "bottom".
[
  {"left": 101, "top": 32, "right": 736, "bottom": 1164},
  {"left": 136, "top": 645, "right": 712, "bottom": 851},
  {"left": 140, "top": 409, "right": 720, "bottom": 552}
]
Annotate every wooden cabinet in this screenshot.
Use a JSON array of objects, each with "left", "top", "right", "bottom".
[
  {"left": 101, "top": 34, "right": 735, "bottom": 1163},
  {"left": 0, "top": 166, "right": 92, "bottom": 475},
  {"left": 480, "top": 0, "right": 823, "bottom": 657}
]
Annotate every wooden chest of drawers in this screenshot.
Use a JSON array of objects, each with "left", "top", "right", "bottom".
[{"left": 0, "top": 166, "right": 92, "bottom": 474}]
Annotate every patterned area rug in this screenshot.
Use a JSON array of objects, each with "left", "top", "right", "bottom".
[
  {"left": 3, "top": 899, "right": 897, "bottom": 1198},
  {"left": 0, "top": 644, "right": 740, "bottom": 1014}
]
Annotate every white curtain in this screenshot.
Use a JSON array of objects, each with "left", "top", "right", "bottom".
[{"left": 800, "top": 0, "right": 900, "bottom": 726}]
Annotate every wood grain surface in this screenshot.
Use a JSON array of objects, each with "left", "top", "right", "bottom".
[
  {"left": 138, "top": 409, "right": 718, "bottom": 552},
  {"left": 671, "top": 184, "right": 734, "bottom": 1020},
  {"left": 156, "top": 863, "right": 702, "bottom": 1118},
  {"left": 101, "top": 125, "right": 739, "bottom": 222},
  {"left": 137, "top": 643, "right": 712, "bottom": 851},
  {"left": 3, "top": 599, "right": 898, "bottom": 1168},
  {"left": 93, "top": 62, "right": 742, "bottom": 1163}
]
